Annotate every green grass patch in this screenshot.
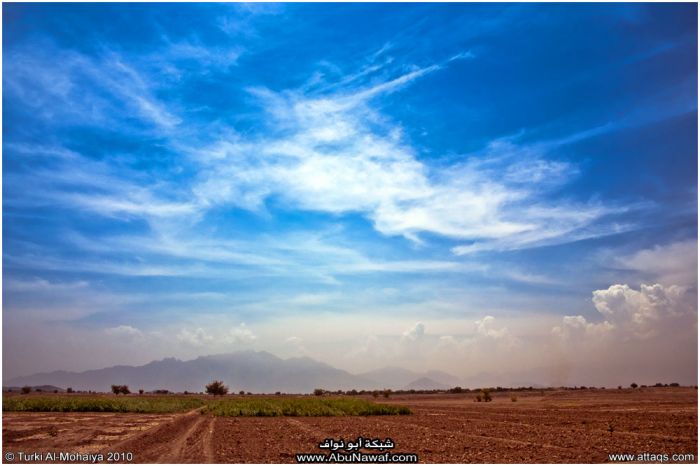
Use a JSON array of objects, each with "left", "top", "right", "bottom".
[
  {"left": 2, "top": 395, "right": 205, "bottom": 413},
  {"left": 3, "top": 395, "right": 411, "bottom": 417},
  {"left": 202, "top": 397, "right": 411, "bottom": 417}
]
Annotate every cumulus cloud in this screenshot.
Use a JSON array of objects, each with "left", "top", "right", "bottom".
[
  {"left": 592, "top": 283, "right": 693, "bottom": 338},
  {"left": 176, "top": 327, "right": 215, "bottom": 347},
  {"left": 474, "top": 315, "right": 510, "bottom": 339},
  {"left": 339, "top": 317, "right": 527, "bottom": 375},
  {"left": 551, "top": 315, "right": 614, "bottom": 341},
  {"left": 226, "top": 323, "right": 257, "bottom": 344},
  {"left": 351, "top": 334, "right": 382, "bottom": 357},
  {"left": 549, "top": 282, "right": 697, "bottom": 386},
  {"left": 104, "top": 325, "right": 143, "bottom": 338},
  {"left": 283, "top": 336, "right": 310, "bottom": 356},
  {"left": 554, "top": 283, "right": 695, "bottom": 341},
  {"left": 401, "top": 322, "right": 426, "bottom": 341}
]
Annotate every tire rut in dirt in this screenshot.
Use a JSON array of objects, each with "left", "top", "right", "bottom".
[{"left": 112, "top": 411, "right": 207, "bottom": 463}]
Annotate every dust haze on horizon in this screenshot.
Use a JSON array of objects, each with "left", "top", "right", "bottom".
[{"left": 3, "top": 3, "right": 698, "bottom": 388}]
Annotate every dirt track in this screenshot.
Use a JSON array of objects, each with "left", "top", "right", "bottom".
[{"left": 3, "top": 388, "right": 697, "bottom": 463}]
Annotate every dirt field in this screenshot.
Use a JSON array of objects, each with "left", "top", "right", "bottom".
[{"left": 3, "top": 388, "right": 697, "bottom": 463}]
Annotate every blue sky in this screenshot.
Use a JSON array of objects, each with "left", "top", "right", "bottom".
[{"left": 3, "top": 3, "right": 698, "bottom": 385}]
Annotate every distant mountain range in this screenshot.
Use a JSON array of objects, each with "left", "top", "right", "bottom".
[
  {"left": 357, "top": 366, "right": 460, "bottom": 390},
  {"left": 4, "top": 351, "right": 467, "bottom": 393}
]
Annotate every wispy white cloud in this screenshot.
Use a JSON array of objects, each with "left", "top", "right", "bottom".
[
  {"left": 186, "top": 56, "right": 634, "bottom": 255},
  {"left": 613, "top": 239, "right": 698, "bottom": 286},
  {"left": 5, "top": 142, "right": 196, "bottom": 223},
  {"left": 4, "top": 278, "right": 89, "bottom": 293},
  {"left": 6, "top": 37, "right": 641, "bottom": 259},
  {"left": 158, "top": 37, "right": 242, "bottom": 72},
  {"left": 6, "top": 224, "right": 470, "bottom": 286},
  {"left": 6, "top": 44, "right": 179, "bottom": 130}
]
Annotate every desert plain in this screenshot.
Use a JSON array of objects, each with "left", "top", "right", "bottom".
[{"left": 2, "top": 387, "right": 697, "bottom": 464}]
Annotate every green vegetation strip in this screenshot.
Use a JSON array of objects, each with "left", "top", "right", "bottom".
[
  {"left": 3, "top": 395, "right": 411, "bottom": 416},
  {"left": 3, "top": 395, "right": 206, "bottom": 413},
  {"left": 202, "top": 397, "right": 411, "bottom": 417}
]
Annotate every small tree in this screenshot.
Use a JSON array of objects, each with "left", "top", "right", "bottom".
[
  {"left": 21, "top": 386, "right": 31, "bottom": 394},
  {"left": 205, "top": 380, "right": 228, "bottom": 396},
  {"left": 480, "top": 389, "right": 492, "bottom": 402},
  {"left": 138, "top": 389, "right": 144, "bottom": 395},
  {"left": 66, "top": 387, "right": 74, "bottom": 394},
  {"left": 111, "top": 384, "right": 130, "bottom": 395},
  {"left": 630, "top": 383, "right": 638, "bottom": 389},
  {"left": 313, "top": 388, "right": 325, "bottom": 396},
  {"left": 382, "top": 389, "right": 392, "bottom": 398}
]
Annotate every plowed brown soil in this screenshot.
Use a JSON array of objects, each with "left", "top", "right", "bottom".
[{"left": 3, "top": 388, "right": 697, "bottom": 463}]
